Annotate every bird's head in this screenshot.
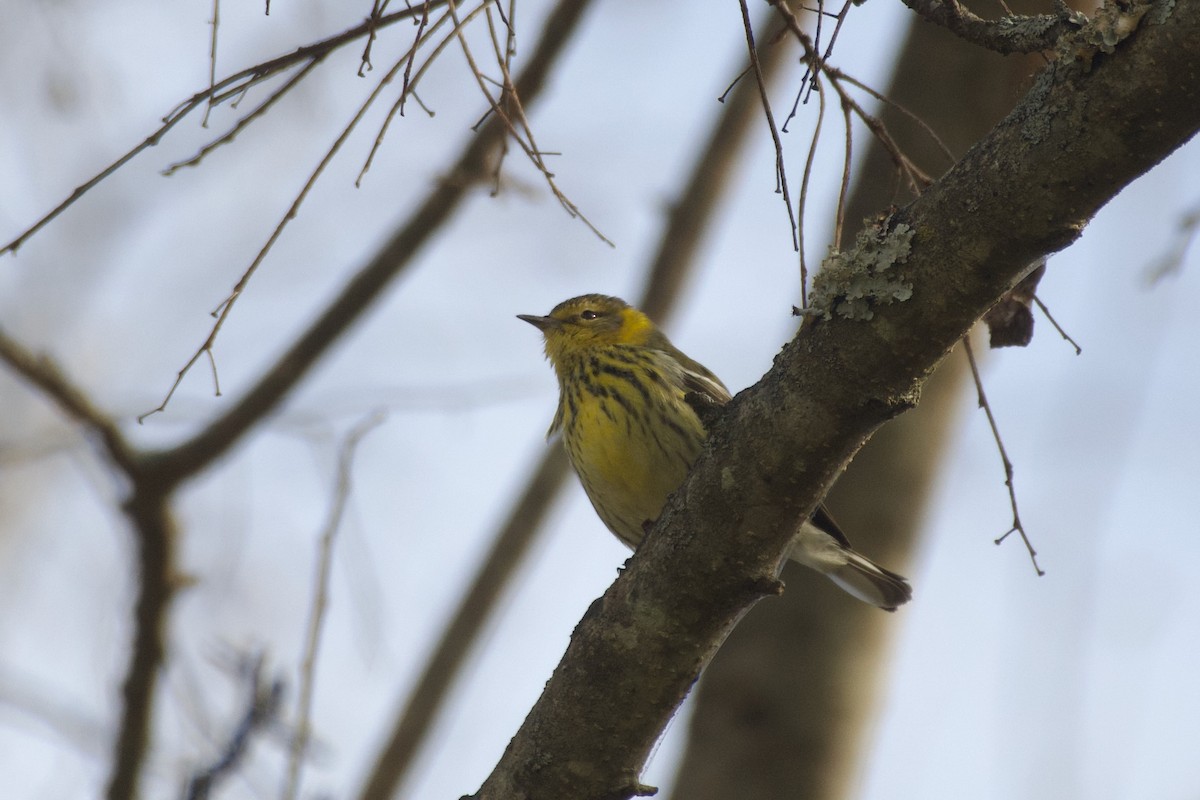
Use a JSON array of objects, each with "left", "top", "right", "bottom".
[{"left": 518, "top": 294, "right": 659, "bottom": 365}]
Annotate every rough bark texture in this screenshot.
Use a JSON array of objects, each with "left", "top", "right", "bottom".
[
  {"left": 471, "top": 3, "right": 1200, "bottom": 798},
  {"left": 667, "top": 6, "right": 1048, "bottom": 798}
]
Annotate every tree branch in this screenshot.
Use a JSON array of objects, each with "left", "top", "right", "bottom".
[
  {"left": 145, "top": 0, "right": 599, "bottom": 488},
  {"left": 0, "top": 330, "right": 178, "bottom": 800},
  {"left": 0, "top": 330, "right": 139, "bottom": 475},
  {"left": 353, "top": 11, "right": 792, "bottom": 797},
  {"left": 0, "top": 2, "right": 448, "bottom": 256},
  {"left": 897, "top": 0, "right": 1083, "bottom": 54},
  {"left": 470, "top": 2, "right": 1200, "bottom": 796}
]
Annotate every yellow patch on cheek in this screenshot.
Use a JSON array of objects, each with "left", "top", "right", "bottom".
[{"left": 616, "top": 308, "right": 654, "bottom": 345}]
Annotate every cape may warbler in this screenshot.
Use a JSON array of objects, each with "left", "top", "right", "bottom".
[{"left": 519, "top": 294, "right": 911, "bottom": 611}]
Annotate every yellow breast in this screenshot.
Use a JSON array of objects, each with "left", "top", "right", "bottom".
[{"left": 558, "top": 352, "right": 707, "bottom": 549}]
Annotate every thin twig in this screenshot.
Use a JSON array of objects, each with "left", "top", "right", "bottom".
[
  {"left": 357, "top": 3, "right": 462, "bottom": 187},
  {"left": 446, "top": 0, "right": 612, "bottom": 244},
  {"left": 963, "top": 335, "right": 1044, "bottom": 575},
  {"left": 202, "top": 0, "right": 220, "bottom": 128},
  {"left": 830, "top": 66, "right": 956, "bottom": 165},
  {"left": 0, "top": 1, "right": 449, "bottom": 257},
  {"left": 359, "top": 0, "right": 388, "bottom": 76},
  {"left": 282, "top": 412, "right": 387, "bottom": 800},
  {"left": 834, "top": 93, "right": 853, "bottom": 251},
  {"left": 396, "top": 0, "right": 435, "bottom": 116},
  {"left": 810, "top": 0, "right": 853, "bottom": 104},
  {"left": 740, "top": 0, "right": 799, "bottom": 250},
  {"left": 140, "top": 7, "right": 481, "bottom": 422},
  {"left": 164, "top": 58, "right": 325, "bottom": 176},
  {"left": 1031, "top": 295, "right": 1082, "bottom": 354},
  {"left": 796, "top": 76, "right": 826, "bottom": 308},
  {"left": 771, "top": 0, "right": 938, "bottom": 197}
]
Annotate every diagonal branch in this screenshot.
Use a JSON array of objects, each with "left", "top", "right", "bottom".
[
  {"left": 897, "top": 0, "right": 1083, "bottom": 53},
  {"left": 0, "top": 330, "right": 139, "bottom": 475},
  {"left": 352, "top": 12, "right": 793, "bottom": 798},
  {"left": 0, "top": 334, "right": 180, "bottom": 800},
  {"left": 469, "top": 2, "right": 1200, "bottom": 796}
]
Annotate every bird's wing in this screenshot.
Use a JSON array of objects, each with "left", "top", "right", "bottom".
[{"left": 809, "top": 503, "right": 854, "bottom": 549}]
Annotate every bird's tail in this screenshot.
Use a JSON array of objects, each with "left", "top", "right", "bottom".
[{"left": 788, "top": 518, "right": 913, "bottom": 611}]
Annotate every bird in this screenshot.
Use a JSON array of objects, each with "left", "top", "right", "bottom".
[{"left": 518, "top": 293, "right": 912, "bottom": 611}]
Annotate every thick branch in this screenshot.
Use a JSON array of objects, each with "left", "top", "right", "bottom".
[
  {"left": 0, "top": 330, "right": 177, "bottom": 800},
  {"left": 898, "top": 0, "right": 1081, "bottom": 54},
  {"left": 106, "top": 489, "right": 177, "bottom": 800},
  {"left": 471, "top": 2, "right": 1200, "bottom": 797},
  {"left": 0, "top": 330, "right": 139, "bottom": 475},
  {"left": 354, "top": 11, "right": 792, "bottom": 798}
]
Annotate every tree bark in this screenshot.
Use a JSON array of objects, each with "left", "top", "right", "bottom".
[
  {"left": 667, "top": 5, "right": 1050, "bottom": 798},
  {"left": 470, "top": 3, "right": 1200, "bottom": 797}
]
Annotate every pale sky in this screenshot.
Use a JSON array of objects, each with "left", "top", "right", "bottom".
[{"left": 1, "top": 1, "right": 1197, "bottom": 799}]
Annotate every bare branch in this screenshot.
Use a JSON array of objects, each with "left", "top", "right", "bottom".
[
  {"left": 797, "top": 77, "right": 826, "bottom": 307},
  {"left": 0, "top": 333, "right": 179, "bottom": 800},
  {"left": 897, "top": 0, "right": 1083, "bottom": 54},
  {"left": 447, "top": 0, "right": 613, "bottom": 244},
  {"left": 283, "top": 412, "right": 387, "bottom": 800},
  {"left": 147, "top": 0, "right": 597, "bottom": 495},
  {"left": 0, "top": 1, "right": 450, "bottom": 257},
  {"left": 0, "top": 329, "right": 138, "bottom": 475},
  {"left": 835, "top": 91, "right": 854, "bottom": 250},
  {"left": 357, "top": 4, "right": 464, "bottom": 186},
  {"left": 830, "top": 66, "right": 956, "bottom": 166},
  {"left": 163, "top": 58, "right": 324, "bottom": 176},
  {"left": 739, "top": 0, "right": 800, "bottom": 250},
  {"left": 354, "top": 18, "right": 791, "bottom": 797},
  {"left": 963, "top": 336, "right": 1044, "bottom": 574},
  {"left": 1032, "top": 294, "right": 1083, "bottom": 354},
  {"left": 470, "top": 3, "right": 1199, "bottom": 793},
  {"left": 107, "top": 489, "right": 178, "bottom": 800},
  {"left": 142, "top": 4, "right": 491, "bottom": 423},
  {"left": 359, "top": 0, "right": 387, "bottom": 76},
  {"left": 202, "top": 0, "right": 220, "bottom": 129}
]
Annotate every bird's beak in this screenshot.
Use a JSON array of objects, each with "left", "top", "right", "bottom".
[{"left": 517, "top": 313, "right": 559, "bottom": 332}]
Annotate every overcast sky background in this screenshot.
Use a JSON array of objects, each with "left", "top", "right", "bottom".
[{"left": 1, "top": 1, "right": 1198, "bottom": 799}]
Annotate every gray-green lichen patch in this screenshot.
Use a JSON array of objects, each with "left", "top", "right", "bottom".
[
  {"left": 1059, "top": 0, "right": 1156, "bottom": 69},
  {"left": 809, "top": 223, "right": 915, "bottom": 321}
]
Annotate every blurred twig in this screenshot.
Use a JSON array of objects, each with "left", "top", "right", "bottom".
[
  {"left": 202, "top": 0, "right": 220, "bottom": 128},
  {"left": 282, "top": 412, "right": 387, "bottom": 800},
  {"left": 0, "top": 330, "right": 179, "bottom": 800},
  {"left": 182, "top": 654, "right": 285, "bottom": 800},
  {"left": 1144, "top": 201, "right": 1200, "bottom": 283}
]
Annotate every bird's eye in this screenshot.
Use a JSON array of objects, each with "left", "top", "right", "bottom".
[{"left": 580, "top": 309, "right": 599, "bottom": 321}]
